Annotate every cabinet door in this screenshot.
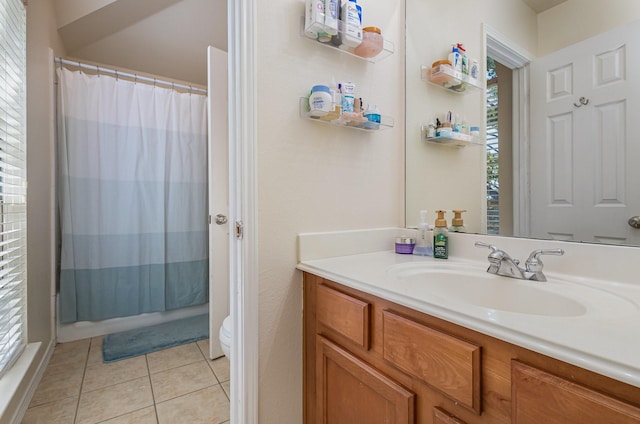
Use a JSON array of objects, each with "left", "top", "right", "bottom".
[
  {"left": 512, "top": 361, "right": 640, "bottom": 424},
  {"left": 316, "top": 336, "right": 415, "bottom": 424},
  {"left": 433, "top": 407, "right": 467, "bottom": 424}
]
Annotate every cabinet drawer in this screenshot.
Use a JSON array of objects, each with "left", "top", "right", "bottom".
[
  {"left": 317, "top": 284, "right": 371, "bottom": 350},
  {"left": 382, "top": 311, "right": 481, "bottom": 413},
  {"left": 512, "top": 361, "right": 640, "bottom": 424}
]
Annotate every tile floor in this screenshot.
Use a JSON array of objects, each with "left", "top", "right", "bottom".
[{"left": 22, "top": 337, "right": 230, "bottom": 424}]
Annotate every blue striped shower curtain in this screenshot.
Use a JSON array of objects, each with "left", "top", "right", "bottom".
[{"left": 57, "top": 67, "right": 209, "bottom": 323}]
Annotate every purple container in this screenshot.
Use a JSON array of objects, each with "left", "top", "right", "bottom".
[{"left": 395, "top": 237, "right": 416, "bottom": 254}]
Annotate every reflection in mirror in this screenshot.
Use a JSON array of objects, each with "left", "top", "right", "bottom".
[{"left": 405, "top": 0, "right": 640, "bottom": 247}]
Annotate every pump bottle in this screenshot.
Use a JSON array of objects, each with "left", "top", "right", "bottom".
[
  {"left": 448, "top": 45, "right": 461, "bottom": 73},
  {"left": 433, "top": 210, "right": 449, "bottom": 259},
  {"left": 341, "top": 0, "right": 363, "bottom": 48},
  {"left": 449, "top": 210, "right": 467, "bottom": 233},
  {"left": 413, "top": 210, "right": 433, "bottom": 256}
]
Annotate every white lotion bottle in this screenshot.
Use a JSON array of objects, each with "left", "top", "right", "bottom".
[
  {"left": 341, "top": 0, "right": 362, "bottom": 48},
  {"left": 413, "top": 210, "right": 433, "bottom": 256},
  {"left": 324, "top": 0, "right": 339, "bottom": 36}
]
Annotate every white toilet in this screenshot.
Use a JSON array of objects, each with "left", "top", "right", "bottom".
[{"left": 218, "top": 315, "right": 231, "bottom": 359}]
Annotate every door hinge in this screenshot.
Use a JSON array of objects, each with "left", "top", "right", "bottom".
[{"left": 235, "top": 221, "right": 244, "bottom": 240}]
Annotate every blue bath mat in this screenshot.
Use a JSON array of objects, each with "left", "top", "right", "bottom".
[{"left": 102, "top": 314, "right": 209, "bottom": 363}]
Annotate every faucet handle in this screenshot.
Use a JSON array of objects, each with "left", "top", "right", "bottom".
[
  {"left": 474, "top": 241, "right": 498, "bottom": 252},
  {"left": 474, "top": 242, "right": 505, "bottom": 264},
  {"left": 525, "top": 248, "right": 565, "bottom": 272}
]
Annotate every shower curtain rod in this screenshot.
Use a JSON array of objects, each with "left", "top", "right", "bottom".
[{"left": 54, "top": 57, "right": 208, "bottom": 95}]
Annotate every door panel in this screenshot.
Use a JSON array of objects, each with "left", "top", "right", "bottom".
[
  {"left": 208, "top": 46, "right": 230, "bottom": 359},
  {"left": 530, "top": 20, "right": 640, "bottom": 245}
]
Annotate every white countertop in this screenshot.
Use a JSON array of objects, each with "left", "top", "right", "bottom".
[{"left": 298, "top": 249, "right": 640, "bottom": 388}]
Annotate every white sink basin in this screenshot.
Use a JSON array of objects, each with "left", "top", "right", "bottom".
[{"left": 386, "top": 262, "right": 637, "bottom": 317}]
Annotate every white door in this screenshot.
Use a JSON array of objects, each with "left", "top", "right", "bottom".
[
  {"left": 530, "top": 20, "right": 640, "bottom": 245},
  {"left": 208, "top": 46, "right": 230, "bottom": 359}
]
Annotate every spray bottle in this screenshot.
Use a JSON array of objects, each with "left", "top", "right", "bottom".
[
  {"left": 413, "top": 210, "right": 433, "bottom": 256},
  {"left": 433, "top": 210, "right": 449, "bottom": 259}
]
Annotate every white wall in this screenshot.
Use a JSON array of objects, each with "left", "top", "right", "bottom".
[
  {"left": 538, "top": 0, "right": 640, "bottom": 56},
  {"left": 256, "top": 0, "right": 405, "bottom": 421},
  {"left": 405, "top": 0, "right": 537, "bottom": 231}
]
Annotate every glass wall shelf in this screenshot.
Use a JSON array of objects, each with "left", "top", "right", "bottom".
[
  {"left": 299, "top": 16, "right": 394, "bottom": 63},
  {"left": 421, "top": 65, "right": 484, "bottom": 94},
  {"left": 300, "top": 97, "right": 394, "bottom": 131},
  {"left": 421, "top": 126, "right": 482, "bottom": 147}
]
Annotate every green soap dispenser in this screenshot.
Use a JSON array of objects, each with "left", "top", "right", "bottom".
[
  {"left": 449, "top": 209, "right": 467, "bottom": 233},
  {"left": 433, "top": 210, "right": 449, "bottom": 259}
]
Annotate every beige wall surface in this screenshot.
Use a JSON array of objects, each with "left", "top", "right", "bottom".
[
  {"left": 538, "top": 0, "right": 640, "bottom": 56},
  {"left": 256, "top": 0, "right": 405, "bottom": 422},
  {"left": 405, "top": 0, "right": 537, "bottom": 231},
  {"left": 26, "top": 0, "right": 65, "bottom": 355}
]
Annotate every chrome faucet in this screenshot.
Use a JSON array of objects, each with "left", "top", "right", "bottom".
[{"left": 474, "top": 242, "right": 564, "bottom": 282}]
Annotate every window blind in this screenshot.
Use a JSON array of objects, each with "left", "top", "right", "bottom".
[
  {"left": 0, "top": 0, "right": 27, "bottom": 378},
  {"left": 486, "top": 79, "right": 499, "bottom": 235}
]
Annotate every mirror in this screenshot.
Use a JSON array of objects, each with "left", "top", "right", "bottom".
[{"left": 405, "top": 0, "right": 640, "bottom": 247}]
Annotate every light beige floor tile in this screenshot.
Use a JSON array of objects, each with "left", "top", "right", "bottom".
[
  {"left": 221, "top": 381, "right": 230, "bottom": 400},
  {"left": 82, "top": 355, "right": 148, "bottom": 392},
  {"left": 44, "top": 340, "right": 90, "bottom": 377},
  {"left": 156, "top": 385, "right": 230, "bottom": 424},
  {"left": 75, "top": 376, "right": 153, "bottom": 424},
  {"left": 29, "top": 365, "right": 83, "bottom": 407},
  {"left": 86, "top": 336, "right": 104, "bottom": 366},
  {"left": 196, "top": 338, "right": 209, "bottom": 356},
  {"left": 208, "top": 356, "right": 230, "bottom": 383},
  {"left": 98, "top": 406, "right": 157, "bottom": 424},
  {"left": 21, "top": 397, "right": 77, "bottom": 424},
  {"left": 49, "top": 339, "right": 90, "bottom": 368},
  {"left": 146, "top": 343, "right": 205, "bottom": 373},
  {"left": 150, "top": 360, "right": 216, "bottom": 403}
]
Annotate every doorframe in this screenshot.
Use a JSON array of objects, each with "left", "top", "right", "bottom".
[
  {"left": 483, "top": 24, "right": 534, "bottom": 237},
  {"left": 228, "top": 0, "right": 259, "bottom": 422}
]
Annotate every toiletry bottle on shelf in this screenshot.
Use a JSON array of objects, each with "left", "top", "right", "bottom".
[
  {"left": 340, "top": 81, "right": 356, "bottom": 113},
  {"left": 449, "top": 210, "right": 467, "bottom": 233},
  {"left": 317, "top": 0, "right": 338, "bottom": 42},
  {"left": 413, "top": 210, "right": 433, "bottom": 256},
  {"left": 363, "top": 104, "right": 381, "bottom": 123},
  {"left": 305, "top": 0, "right": 327, "bottom": 39},
  {"left": 433, "top": 210, "right": 449, "bottom": 259},
  {"left": 457, "top": 43, "right": 468, "bottom": 75},
  {"left": 341, "top": 0, "right": 363, "bottom": 48},
  {"left": 324, "top": 0, "right": 339, "bottom": 37},
  {"left": 448, "top": 45, "right": 461, "bottom": 73}
]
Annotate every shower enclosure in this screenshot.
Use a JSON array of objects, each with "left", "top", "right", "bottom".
[{"left": 54, "top": 49, "right": 229, "bottom": 359}]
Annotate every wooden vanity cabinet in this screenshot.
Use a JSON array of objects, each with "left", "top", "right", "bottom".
[
  {"left": 303, "top": 272, "right": 640, "bottom": 424},
  {"left": 512, "top": 361, "right": 640, "bottom": 423}
]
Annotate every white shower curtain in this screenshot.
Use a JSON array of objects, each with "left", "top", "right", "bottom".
[{"left": 57, "top": 67, "right": 209, "bottom": 323}]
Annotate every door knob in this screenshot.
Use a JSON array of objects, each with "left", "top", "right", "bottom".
[
  {"left": 214, "top": 214, "right": 228, "bottom": 225},
  {"left": 629, "top": 216, "right": 640, "bottom": 229}
]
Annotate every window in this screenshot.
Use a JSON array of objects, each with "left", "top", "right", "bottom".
[
  {"left": 486, "top": 57, "right": 499, "bottom": 235},
  {"left": 0, "top": 0, "right": 27, "bottom": 377}
]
